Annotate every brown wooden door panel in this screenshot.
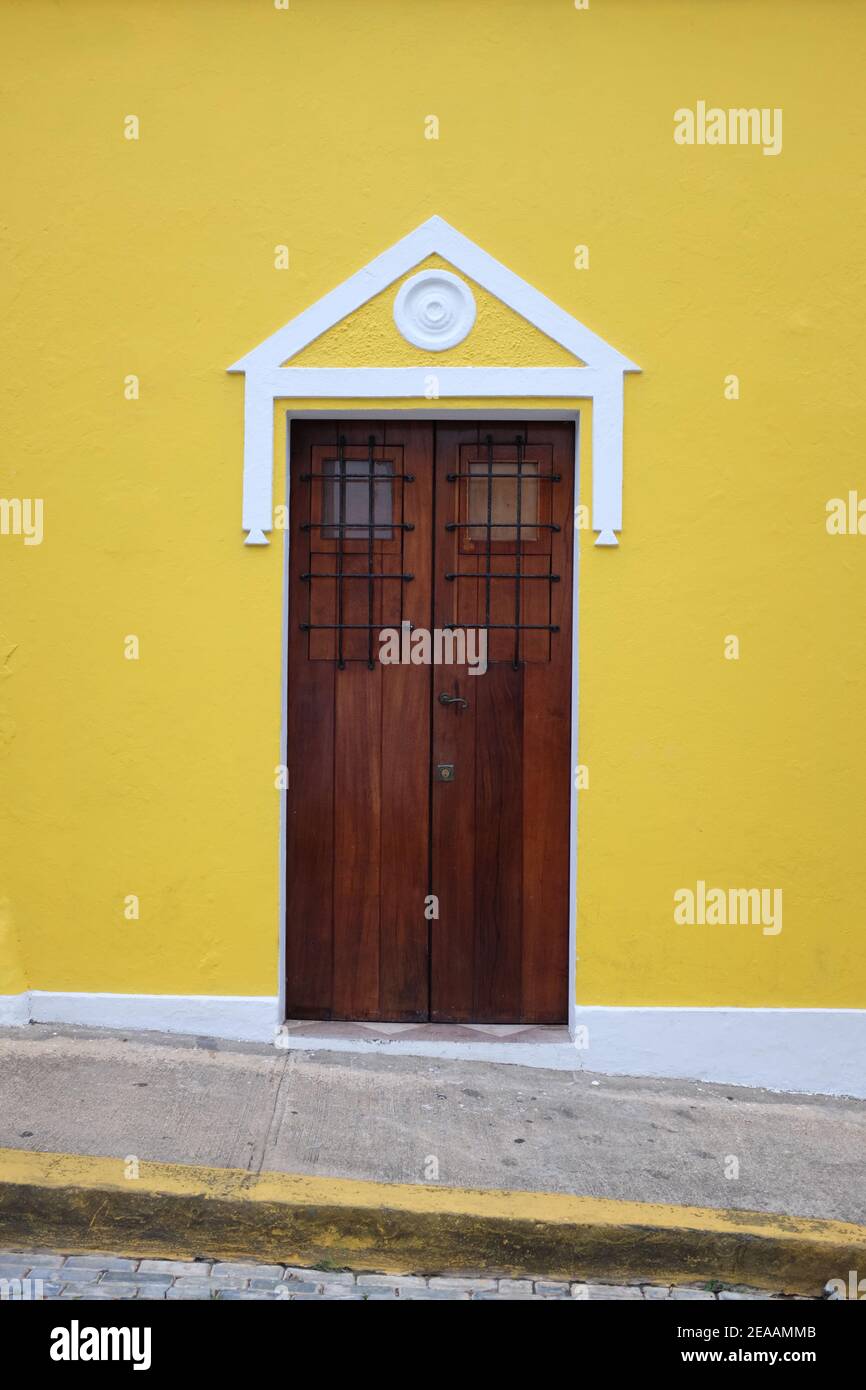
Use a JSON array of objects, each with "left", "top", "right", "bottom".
[
  {"left": 286, "top": 419, "right": 572, "bottom": 1024},
  {"left": 286, "top": 421, "right": 431, "bottom": 1020},
  {"left": 430, "top": 423, "right": 573, "bottom": 1023}
]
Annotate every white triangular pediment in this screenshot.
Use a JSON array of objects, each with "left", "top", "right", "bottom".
[{"left": 228, "top": 216, "right": 640, "bottom": 374}]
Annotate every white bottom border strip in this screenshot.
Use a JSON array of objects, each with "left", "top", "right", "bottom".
[
  {"left": 0, "top": 993, "right": 31, "bottom": 1027},
  {"left": 1, "top": 991, "right": 279, "bottom": 1043},
  {"left": 573, "top": 1006, "right": 866, "bottom": 1099},
  {"left": 0, "top": 994, "right": 863, "bottom": 1097}
]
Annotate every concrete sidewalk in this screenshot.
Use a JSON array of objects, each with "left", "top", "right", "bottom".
[{"left": 1, "top": 1022, "right": 863, "bottom": 1224}]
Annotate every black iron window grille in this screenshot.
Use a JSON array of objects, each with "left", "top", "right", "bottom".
[
  {"left": 300, "top": 435, "right": 413, "bottom": 669},
  {"left": 445, "top": 434, "right": 560, "bottom": 668}
]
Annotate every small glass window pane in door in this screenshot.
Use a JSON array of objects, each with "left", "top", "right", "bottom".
[
  {"left": 321, "top": 456, "right": 393, "bottom": 539},
  {"left": 468, "top": 460, "right": 539, "bottom": 542}
]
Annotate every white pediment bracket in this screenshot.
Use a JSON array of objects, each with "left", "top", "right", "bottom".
[{"left": 228, "top": 216, "right": 640, "bottom": 547}]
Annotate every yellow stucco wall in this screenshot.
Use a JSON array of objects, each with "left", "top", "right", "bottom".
[{"left": 2, "top": 0, "right": 864, "bottom": 1009}]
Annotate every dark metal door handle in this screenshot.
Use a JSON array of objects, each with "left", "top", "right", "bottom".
[{"left": 438, "top": 692, "right": 468, "bottom": 710}]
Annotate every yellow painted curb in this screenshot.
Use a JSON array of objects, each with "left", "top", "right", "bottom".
[{"left": 1, "top": 1148, "right": 862, "bottom": 1294}]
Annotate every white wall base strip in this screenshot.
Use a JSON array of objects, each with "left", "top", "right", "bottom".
[
  {"left": 575, "top": 1006, "right": 866, "bottom": 1099},
  {"left": 2, "top": 994, "right": 863, "bottom": 1096},
  {"left": 0, "top": 993, "right": 31, "bottom": 1026},
  {"left": 21, "top": 992, "right": 279, "bottom": 1043}
]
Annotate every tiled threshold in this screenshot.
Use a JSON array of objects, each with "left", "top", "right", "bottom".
[{"left": 274, "top": 1019, "right": 579, "bottom": 1069}]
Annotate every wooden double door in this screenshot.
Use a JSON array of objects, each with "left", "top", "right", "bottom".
[{"left": 285, "top": 420, "right": 573, "bottom": 1023}]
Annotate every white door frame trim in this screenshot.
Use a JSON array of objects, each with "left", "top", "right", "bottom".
[
  {"left": 277, "top": 408, "right": 583, "bottom": 1038},
  {"left": 228, "top": 216, "right": 640, "bottom": 549}
]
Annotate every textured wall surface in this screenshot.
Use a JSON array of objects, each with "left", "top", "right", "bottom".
[{"left": 1, "top": 1, "right": 864, "bottom": 1009}]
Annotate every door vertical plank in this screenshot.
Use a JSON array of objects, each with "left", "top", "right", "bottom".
[
  {"left": 285, "top": 421, "right": 337, "bottom": 1018},
  {"left": 329, "top": 421, "right": 385, "bottom": 1018},
  {"left": 332, "top": 660, "right": 382, "bottom": 1017},
  {"left": 473, "top": 441, "right": 527, "bottom": 1020},
  {"left": 473, "top": 617, "right": 524, "bottom": 1022},
  {"left": 430, "top": 424, "right": 479, "bottom": 1020},
  {"left": 430, "top": 678, "right": 477, "bottom": 1020},
  {"left": 379, "top": 422, "right": 432, "bottom": 1019},
  {"left": 521, "top": 423, "right": 573, "bottom": 1021}
]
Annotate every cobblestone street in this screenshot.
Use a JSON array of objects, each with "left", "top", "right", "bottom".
[{"left": 0, "top": 1251, "right": 812, "bottom": 1301}]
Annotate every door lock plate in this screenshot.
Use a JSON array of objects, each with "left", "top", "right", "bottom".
[{"left": 435, "top": 763, "right": 456, "bottom": 782}]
